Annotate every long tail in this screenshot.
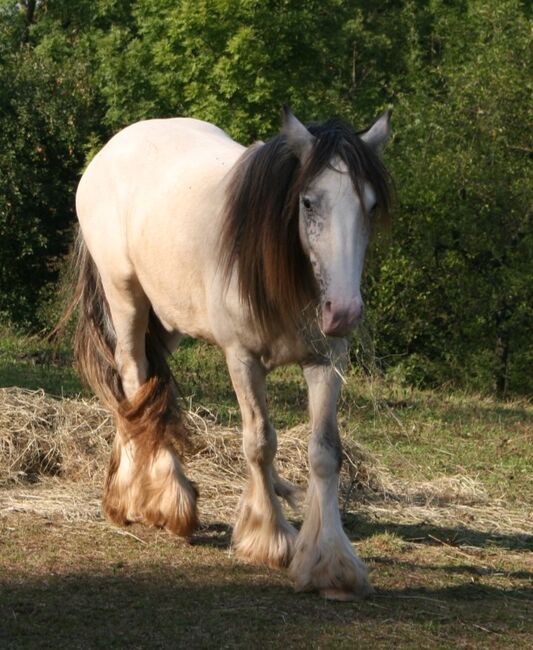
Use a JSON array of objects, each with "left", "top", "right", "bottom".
[
  {"left": 55, "top": 229, "right": 123, "bottom": 409},
  {"left": 56, "top": 228, "right": 197, "bottom": 534}
]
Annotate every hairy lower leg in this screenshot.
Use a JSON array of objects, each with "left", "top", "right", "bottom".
[
  {"left": 289, "top": 475, "right": 371, "bottom": 599},
  {"left": 233, "top": 465, "right": 296, "bottom": 568},
  {"left": 103, "top": 435, "right": 198, "bottom": 536},
  {"left": 103, "top": 374, "right": 198, "bottom": 536}
]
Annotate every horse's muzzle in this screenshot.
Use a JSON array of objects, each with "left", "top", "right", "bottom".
[{"left": 322, "top": 299, "right": 363, "bottom": 337}]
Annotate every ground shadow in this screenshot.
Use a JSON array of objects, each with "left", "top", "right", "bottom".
[
  {"left": 190, "top": 522, "right": 233, "bottom": 548},
  {"left": 184, "top": 509, "right": 532, "bottom": 555},
  {"left": 343, "top": 512, "right": 533, "bottom": 551},
  {"left": 367, "top": 556, "right": 533, "bottom": 581},
  {"left": 1, "top": 570, "right": 531, "bottom": 649}
]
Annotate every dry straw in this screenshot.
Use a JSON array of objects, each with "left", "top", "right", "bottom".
[
  {"left": 1, "top": 387, "right": 531, "bottom": 538},
  {"left": 0, "top": 387, "right": 384, "bottom": 522}
]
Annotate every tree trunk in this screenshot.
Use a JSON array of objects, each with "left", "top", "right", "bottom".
[
  {"left": 494, "top": 332, "right": 509, "bottom": 398},
  {"left": 21, "top": 0, "right": 37, "bottom": 45}
]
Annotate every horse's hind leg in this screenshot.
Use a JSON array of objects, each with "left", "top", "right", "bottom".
[
  {"left": 289, "top": 341, "right": 371, "bottom": 600},
  {"left": 101, "top": 276, "right": 198, "bottom": 536},
  {"left": 226, "top": 347, "right": 297, "bottom": 568}
]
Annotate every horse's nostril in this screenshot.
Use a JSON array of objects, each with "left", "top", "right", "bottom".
[{"left": 324, "top": 301, "right": 332, "bottom": 313}]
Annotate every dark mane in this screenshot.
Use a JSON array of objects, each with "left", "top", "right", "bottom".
[{"left": 220, "top": 117, "right": 392, "bottom": 339}]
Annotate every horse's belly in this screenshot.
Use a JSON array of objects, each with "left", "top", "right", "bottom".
[
  {"left": 127, "top": 178, "right": 229, "bottom": 341},
  {"left": 136, "top": 256, "right": 218, "bottom": 343}
]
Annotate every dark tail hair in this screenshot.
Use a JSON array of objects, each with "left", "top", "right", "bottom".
[
  {"left": 54, "top": 229, "right": 122, "bottom": 409},
  {"left": 55, "top": 228, "right": 197, "bottom": 533}
]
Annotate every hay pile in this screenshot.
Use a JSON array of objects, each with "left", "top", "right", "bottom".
[
  {"left": 0, "top": 387, "right": 113, "bottom": 485},
  {"left": 0, "top": 387, "right": 384, "bottom": 522},
  {"left": 1, "top": 387, "right": 531, "bottom": 538}
]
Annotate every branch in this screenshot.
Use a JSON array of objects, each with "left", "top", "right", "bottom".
[
  {"left": 21, "top": 0, "right": 37, "bottom": 45},
  {"left": 506, "top": 144, "right": 533, "bottom": 155}
]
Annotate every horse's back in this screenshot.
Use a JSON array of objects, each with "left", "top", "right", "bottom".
[
  {"left": 77, "top": 117, "right": 241, "bottom": 233},
  {"left": 76, "top": 118, "right": 244, "bottom": 338}
]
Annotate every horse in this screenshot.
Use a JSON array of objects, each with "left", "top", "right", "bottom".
[{"left": 62, "top": 107, "right": 392, "bottom": 601}]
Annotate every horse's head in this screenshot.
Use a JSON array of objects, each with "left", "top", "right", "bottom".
[{"left": 283, "top": 109, "right": 391, "bottom": 337}]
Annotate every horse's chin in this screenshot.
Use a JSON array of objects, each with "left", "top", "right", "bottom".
[{"left": 322, "top": 323, "right": 357, "bottom": 338}]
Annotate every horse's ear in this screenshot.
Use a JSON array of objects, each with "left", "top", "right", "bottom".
[
  {"left": 360, "top": 110, "right": 392, "bottom": 152},
  {"left": 281, "top": 105, "right": 314, "bottom": 160}
]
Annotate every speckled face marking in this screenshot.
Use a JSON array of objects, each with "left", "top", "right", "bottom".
[
  {"left": 281, "top": 108, "right": 391, "bottom": 338},
  {"left": 301, "top": 193, "right": 326, "bottom": 241},
  {"left": 300, "top": 192, "right": 330, "bottom": 295},
  {"left": 298, "top": 157, "right": 376, "bottom": 336}
]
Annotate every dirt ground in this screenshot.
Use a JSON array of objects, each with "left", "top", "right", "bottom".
[
  {"left": 1, "top": 387, "right": 531, "bottom": 648},
  {"left": 1, "top": 478, "right": 531, "bottom": 650}
]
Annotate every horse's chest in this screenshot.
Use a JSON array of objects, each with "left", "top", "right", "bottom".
[{"left": 259, "top": 337, "right": 310, "bottom": 370}]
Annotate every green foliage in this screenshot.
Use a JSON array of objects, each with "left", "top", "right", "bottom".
[
  {"left": 95, "top": 0, "right": 402, "bottom": 140},
  {"left": 0, "top": 0, "right": 530, "bottom": 393},
  {"left": 0, "top": 49, "right": 96, "bottom": 326},
  {"left": 367, "top": 0, "right": 532, "bottom": 394}
]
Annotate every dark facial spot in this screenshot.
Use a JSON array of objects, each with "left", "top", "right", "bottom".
[
  {"left": 302, "top": 196, "right": 312, "bottom": 210},
  {"left": 309, "top": 251, "right": 329, "bottom": 297},
  {"left": 304, "top": 210, "right": 325, "bottom": 240}
]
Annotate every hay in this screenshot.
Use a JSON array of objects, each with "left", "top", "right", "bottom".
[
  {"left": 0, "top": 479, "right": 102, "bottom": 521},
  {"left": 0, "top": 388, "right": 531, "bottom": 539},
  {"left": 0, "top": 388, "right": 383, "bottom": 523},
  {"left": 0, "top": 387, "right": 113, "bottom": 485}
]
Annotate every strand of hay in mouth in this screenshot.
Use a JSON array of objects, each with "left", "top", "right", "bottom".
[{"left": 1, "top": 388, "right": 529, "bottom": 538}]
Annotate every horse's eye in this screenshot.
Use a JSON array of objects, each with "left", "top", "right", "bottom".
[{"left": 302, "top": 197, "right": 312, "bottom": 210}]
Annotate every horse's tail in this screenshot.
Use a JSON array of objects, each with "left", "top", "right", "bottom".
[{"left": 55, "top": 228, "right": 123, "bottom": 410}]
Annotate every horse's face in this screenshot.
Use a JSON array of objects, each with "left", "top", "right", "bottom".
[
  {"left": 298, "top": 162, "right": 374, "bottom": 337},
  {"left": 284, "top": 109, "right": 390, "bottom": 337}
]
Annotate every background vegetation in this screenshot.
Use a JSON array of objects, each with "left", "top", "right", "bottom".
[
  {"left": 0, "top": 0, "right": 531, "bottom": 396},
  {"left": 1, "top": 5, "right": 531, "bottom": 645}
]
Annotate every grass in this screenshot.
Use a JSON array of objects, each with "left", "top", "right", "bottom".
[
  {"left": 2, "top": 329, "right": 530, "bottom": 502},
  {"left": 0, "top": 328, "right": 81, "bottom": 396},
  {"left": 1, "top": 328, "right": 532, "bottom": 648},
  {"left": 172, "top": 339, "right": 532, "bottom": 504},
  {"left": 1, "top": 514, "right": 531, "bottom": 649}
]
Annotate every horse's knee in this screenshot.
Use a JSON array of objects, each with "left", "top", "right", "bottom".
[
  {"left": 309, "top": 430, "right": 342, "bottom": 479},
  {"left": 243, "top": 422, "right": 277, "bottom": 466}
]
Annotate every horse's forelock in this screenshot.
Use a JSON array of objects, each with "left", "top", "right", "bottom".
[{"left": 306, "top": 119, "right": 393, "bottom": 224}]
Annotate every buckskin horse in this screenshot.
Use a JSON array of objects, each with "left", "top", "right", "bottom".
[{"left": 63, "top": 107, "right": 391, "bottom": 600}]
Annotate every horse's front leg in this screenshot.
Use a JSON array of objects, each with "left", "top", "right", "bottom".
[
  {"left": 226, "top": 347, "right": 297, "bottom": 568},
  {"left": 290, "top": 344, "right": 372, "bottom": 600}
]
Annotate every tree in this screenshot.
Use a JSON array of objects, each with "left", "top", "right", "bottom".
[
  {"left": 367, "top": 0, "right": 532, "bottom": 394},
  {"left": 0, "top": 1, "right": 102, "bottom": 326},
  {"left": 0, "top": 0, "right": 530, "bottom": 394},
  {"left": 94, "top": 0, "right": 408, "bottom": 140}
]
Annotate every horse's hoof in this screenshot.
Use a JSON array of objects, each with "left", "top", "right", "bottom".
[{"left": 320, "top": 584, "right": 374, "bottom": 601}]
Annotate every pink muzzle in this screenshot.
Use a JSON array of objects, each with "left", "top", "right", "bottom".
[{"left": 322, "top": 299, "right": 364, "bottom": 337}]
